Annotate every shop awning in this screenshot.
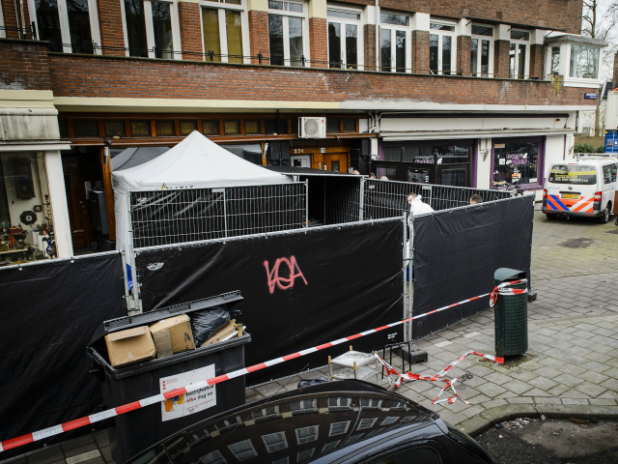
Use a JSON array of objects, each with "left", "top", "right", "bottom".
[{"left": 381, "top": 128, "right": 575, "bottom": 141}]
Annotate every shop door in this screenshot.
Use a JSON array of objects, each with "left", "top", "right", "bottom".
[
  {"left": 63, "top": 153, "right": 95, "bottom": 250},
  {"left": 314, "top": 153, "right": 348, "bottom": 173}
]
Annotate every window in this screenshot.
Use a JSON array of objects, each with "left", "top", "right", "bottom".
[
  {"left": 31, "top": 0, "right": 99, "bottom": 53},
  {"left": 551, "top": 46, "right": 560, "bottom": 74},
  {"left": 365, "top": 427, "right": 385, "bottom": 438},
  {"left": 296, "top": 448, "right": 315, "bottom": 463},
  {"left": 105, "top": 121, "right": 125, "bottom": 137},
  {"left": 202, "top": 0, "right": 246, "bottom": 64},
  {"left": 322, "top": 441, "right": 341, "bottom": 453},
  {"left": 262, "top": 432, "right": 288, "bottom": 453},
  {"left": 390, "top": 401, "right": 406, "bottom": 409},
  {"left": 380, "top": 416, "right": 399, "bottom": 426},
  {"left": 509, "top": 30, "right": 529, "bottom": 79},
  {"left": 295, "top": 426, "right": 318, "bottom": 444},
  {"left": 180, "top": 121, "right": 197, "bottom": 135},
  {"left": 0, "top": 1, "right": 5, "bottom": 39},
  {"left": 377, "top": 167, "right": 396, "bottom": 179},
  {"left": 328, "top": 421, "right": 350, "bottom": 436},
  {"left": 328, "top": 397, "right": 351, "bottom": 408},
  {"left": 228, "top": 439, "right": 257, "bottom": 460},
  {"left": 156, "top": 121, "right": 175, "bottom": 136},
  {"left": 223, "top": 120, "right": 240, "bottom": 135},
  {"left": 74, "top": 120, "right": 99, "bottom": 137},
  {"left": 272, "top": 458, "right": 289, "bottom": 464},
  {"left": 357, "top": 418, "right": 378, "bottom": 430},
  {"left": 346, "top": 433, "right": 364, "bottom": 444},
  {"left": 123, "top": 0, "right": 179, "bottom": 59},
  {"left": 380, "top": 12, "right": 410, "bottom": 72},
  {"left": 360, "top": 398, "right": 381, "bottom": 408},
  {"left": 58, "top": 120, "right": 68, "bottom": 138},
  {"left": 203, "top": 120, "right": 220, "bottom": 135},
  {"left": 548, "top": 164, "right": 597, "bottom": 185},
  {"left": 268, "top": 2, "right": 306, "bottom": 67},
  {"left": 342, "top": 119, "right": 356, "bottom": 132},
  {"left": 471, "top": 25, "right": 492, "bottom": 77},
  {"left": 429, "top": 21, "right": 456, "bottom": 75},
  {"left": 131, "top": 121, "right": 151, "bottom": 136},
  {"left": 327, "top": 118, "right": 340, "bottom": 133},
  {"left": 201, "top": 450, "right": 226, "bottom": 464},
  {"left": 215, "top": 417, "right": 242, "bottom": 431},
  {"left": 570, "top": 45, "right": 600, "bottom": 79},
  {"left": 493, "top": 140, "right": 542, "bottom": 187},
  {"left": 290, "top": 399, "right": 315, "bottom": 412},
  {"left": 253, "top": 406, "right": 279, "bottom": 419},
  {"left": 245, "top": 120, "right": 261, "bottom": 134},
  {"left": 328, "top": 8, "right": 361, "bottom": 70}
]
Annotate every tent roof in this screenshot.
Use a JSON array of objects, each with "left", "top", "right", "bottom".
[
  {"left": 112, "top": 131, "right": 292, "bottom": 191},
  {"left": 112, "top": 147, "right": 170, "bottom": 171}
]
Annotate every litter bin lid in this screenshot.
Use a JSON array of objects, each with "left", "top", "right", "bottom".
[
  {"left": 494, "top": 268, "right": 526, "bottom": 284},
  {"left": 88, "top": 290, "right": 243, "bottom": 347}
]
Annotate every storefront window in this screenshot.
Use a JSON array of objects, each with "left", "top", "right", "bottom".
[
  {"left": 0, "top": 153, "right": 57, "bottom": 264},
  {"left": 569, "top": 45, "right": 600, "bottom": 79},
  {"left": 493, "top": 140, "right": 541, "bottom": 187}
]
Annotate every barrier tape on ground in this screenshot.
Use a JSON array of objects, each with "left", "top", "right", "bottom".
[
  {"left": 0, "top": 279, "right": 528, "bottom": 453},
  {"left": 376, "top": 350, "right": 502, "bottom": 405}
]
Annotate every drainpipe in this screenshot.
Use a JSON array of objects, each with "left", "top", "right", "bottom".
[{"left": 375, "top": 0, "right": 379, "bottom": 72}]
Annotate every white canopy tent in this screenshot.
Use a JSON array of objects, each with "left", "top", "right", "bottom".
[{"left": 112, "top": 131, "right": 293, "bottom": 254}]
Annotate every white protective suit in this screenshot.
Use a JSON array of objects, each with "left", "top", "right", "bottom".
[{"left": 406, "top": 195, "right": 434, "bottom": 260}]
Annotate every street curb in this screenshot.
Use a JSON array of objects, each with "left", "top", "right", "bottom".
[{"left": 454, "top": 404, "right": 618, "bottom": 437}]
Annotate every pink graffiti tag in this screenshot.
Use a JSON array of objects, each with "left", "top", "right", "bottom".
[{"left": 263, "top": 256, "right": 308, "bottom": 294}]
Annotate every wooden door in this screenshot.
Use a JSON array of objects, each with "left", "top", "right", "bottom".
[
  {"left": 313, "top": 153, "right": 348, "bottom": 173},
  {"left": 63, "top": 155, "right": 93, "bottom": 250}
]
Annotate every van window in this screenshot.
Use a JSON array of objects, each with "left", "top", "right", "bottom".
[
  {"left": 603, "top": 164, "right": 618, "bottom": 184},
  {"left": 548, "top": 164, "right": 597, "bottom": 184}
]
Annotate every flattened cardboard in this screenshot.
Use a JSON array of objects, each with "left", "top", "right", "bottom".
[
  {"left": 105, "top": 326, "right": 156, "bottom": 368},
  {"left": 201, "top": 319, "right": 236, "bottom": 347},
  {"left": 149, "top": 314, "right": 195, "bottom": 356}
]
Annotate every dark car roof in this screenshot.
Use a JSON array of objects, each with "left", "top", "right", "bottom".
[{"left": 128, "top": 380, "right": 442, "bottom": 464}]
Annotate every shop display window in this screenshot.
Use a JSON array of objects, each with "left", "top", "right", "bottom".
[
  {"left": 493, "top": 139, "right": 542, "bottom": 188},
  {"left": 0, "top": 153, "right": 58, "bottom": 265}
]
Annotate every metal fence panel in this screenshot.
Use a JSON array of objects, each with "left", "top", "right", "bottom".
[
  {"left": 362, "top": 180, "right": 514, "bottom": 219},
  {"left": 130, "top": 183, "right": 307, "bottom": 249}
]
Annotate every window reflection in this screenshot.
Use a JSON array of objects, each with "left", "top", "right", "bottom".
[
  {"left": 152, "top": 1, "right": 173, "bottom": 59},
  {"left": 67, "top": 0, "right": 93, "bottom": 53},
  {"left": 35, "top": 0, "right": 63, "bottom": 51}
]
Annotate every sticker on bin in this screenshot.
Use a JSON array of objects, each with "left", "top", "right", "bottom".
[{"left": 160, "top": 365, "right": 217, "bottom": 421}]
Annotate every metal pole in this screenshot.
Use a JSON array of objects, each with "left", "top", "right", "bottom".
[
  {"left": 222, "top": 188, "right": 228, "bottom": 238},
  {"left": 127, "top": 193, "right": 140, "bottom": 313},
  {"left": 305, "top": 180, "right": 309, "bottom": 229},
  {"left": 359, "top": 177, "right": 365, "bottom": 221},
  {"left": 402, "top": 212, "right": 408, "bottom": 343},
  {"left": 120, "top": 249, "right": 131, "bottom": 314}
]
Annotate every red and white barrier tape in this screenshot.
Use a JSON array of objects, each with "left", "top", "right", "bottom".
[
  {"left": 0, "top": 280, "right": 528, "bottom": 453},
  {"left": 489, "top": 279, "right": 528, "bottom": 308},
  {"left": 376, "top": 350, "right": 503, "bottom": 405}
]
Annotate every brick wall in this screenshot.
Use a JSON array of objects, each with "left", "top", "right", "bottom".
[
  {"left": 1, "top": 0, "right": 31, "bottom": 39},
  {"left": 529, "top": 44, "right": 545, "bottom": 79},
  {"left": 494, "top": 40, "right": 510, "bottom": 79},
  {"left": 48, "top": 53, "right": 597, "bottom": 108},
  {"left": 97, "top": 0, "right": 126, "bottom": 56},
  {"left": 338, "top": 0, "right": 583, "bottom": 35},
  {"left": 309, "top": 17, "right": 327, "bottom": 68},
  {"left": 412, "top": 31, "right": 429, "bottom": 74},
  {"left": 457, "top": 35, "right": 471, "bottom": 77},
  {"left": 248, "top": 10, "right": 269, "bottom": 64},
  {"left": 0, "top": 39, "right": 52, "bottom": 90},
  {"left": 178, "top": 2, "right": 203, "bottom": 60},
  {"left": 364, "top": 24, "right": 376, "bottom": 71}
]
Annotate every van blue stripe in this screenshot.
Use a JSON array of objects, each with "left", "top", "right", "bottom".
[{"left": 551, "top": 195, "right": 569, "bottom": 211}]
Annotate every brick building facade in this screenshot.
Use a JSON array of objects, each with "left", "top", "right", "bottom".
[{"left": 0, "top": 0, "right": 607, "bottom": 258}]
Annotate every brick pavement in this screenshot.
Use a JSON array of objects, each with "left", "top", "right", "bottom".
[{"left": 4, "top": 210, "right": 618, "bottom": 464}]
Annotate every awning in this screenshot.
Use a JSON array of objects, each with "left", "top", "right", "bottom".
[{"left": 381, "top": 129, "right": 575, "bottom": 141}]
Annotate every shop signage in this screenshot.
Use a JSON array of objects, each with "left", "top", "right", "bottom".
[
  {"left": 494, "top": 144, "right": 505, "bottom": 148},
  {"left": 506, "top": 153, "right": 528, "bottom": 165},
  {"left": 292, "top": 148, "right": 304, "bottom": 154},
  {"left": 584, "top": 93, "right": 598, "bottom": 99},
  {"left": 160, "top": 364, "right": 216, "bottom": 421}
]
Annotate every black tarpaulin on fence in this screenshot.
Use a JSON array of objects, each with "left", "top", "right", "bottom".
[
  {"left": 0, "top": 253, "right": 126, "bottom": 456},
  {"left": 412, "top": 195, "right": 534, "bottom": 339},
  {"left": 136, "top": 219, "right": 404, "bottom": 383}
]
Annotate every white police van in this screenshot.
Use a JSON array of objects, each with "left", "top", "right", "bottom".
[{"left": 543, "top": 154, "right": 618, "bottom": 223}]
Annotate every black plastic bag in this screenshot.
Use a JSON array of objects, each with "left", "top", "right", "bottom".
[
  {"left": 191, "top": 309, "right": 230, "bottom": 346},
  {"left": 297, "top": 376, "right": 330, "bottom": 389}
]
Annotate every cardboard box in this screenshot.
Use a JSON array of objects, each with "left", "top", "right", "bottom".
[
  {"left": 201, "top": 319, "right": 237, "bottom": 347},
  {"left": 105, "top": 326, "right": 156, "bottom": 368},
  {"left": 149, "top": 314, "right": 195, "bottom": 358}
]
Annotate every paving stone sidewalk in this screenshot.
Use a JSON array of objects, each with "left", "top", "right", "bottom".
[{"left": 6, "top": 211, "right": 618, "bottom": 464}]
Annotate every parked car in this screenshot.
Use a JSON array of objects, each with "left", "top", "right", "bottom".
[
  {"left": 543, "top": 156, "right": 618, "bottom": 223},
  {"left": 126, "top": 379, "right": 496, "bottom": 464}
]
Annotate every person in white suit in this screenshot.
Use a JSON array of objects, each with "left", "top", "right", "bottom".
[{"left": 406, "top": 192, "right": 434, "bottom": 265}]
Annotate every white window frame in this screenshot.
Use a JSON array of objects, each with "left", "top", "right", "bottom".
[
  {"left": 267, "top": 1, "right": 310, "bottom": 67},
  {"left": 200, "top": 0, "right": 251, "bottom": 64},
  {"left": 509, "top": 29, "right": 530, "bottom": 79},
  {"left": 296, "top": 448, "right": 315, "bottom": 463},
  {"left": 357, "top": 417, "right": 378, "bottom": 430},
  {"left": 379, "top": 9, "right": 411, "bottom": 73},
  {"left": 228, "top": 439, "right": 258, "bottom": 460},
  {"left": 261, "top": 432, "right": 289, "bottom": 453},
  {"left": 0, "top": 0, "right": 6, "bottom": 39},
  {"left": 470, "top": 24, "right": 493, "bottom": 78},
  {"left": 253, "top": 405, "right": 280, "bottom": 420},
  {"left": 200, "top": 450, "right": 226, "bottom": 464},
  {"left": 119, "top": 0, "right": 181, "bottom": 59},
  {"left": 327, "top": 5, "right": 363, "bottom": 70},
  {"left": 295, "top": 425, "right": 319, "bottom": 444},
  {"left": 290, "top": 398, "right": 316, "bottom": 412},
  {"left": 360, "top": 398, "right": 382, "bottom": 408},
  {"left": 28, "top": 0, "right": 102, "bottom": 54},
  {"left": 328, "top": 397, "right": 351, "bottom": 408},
  {"left": 429, "top": 20, "right": 456, "bottom": 75},
  {"left": 328, "top": 420, "right": 350, "bottom": 436},
  {"left": 543, "top": 39, "right": 604, "bottom": 88}
]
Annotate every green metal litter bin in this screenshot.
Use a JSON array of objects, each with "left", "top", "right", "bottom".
[{"left": 494, "top": 268, "right": 528, "bottom": 358}]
